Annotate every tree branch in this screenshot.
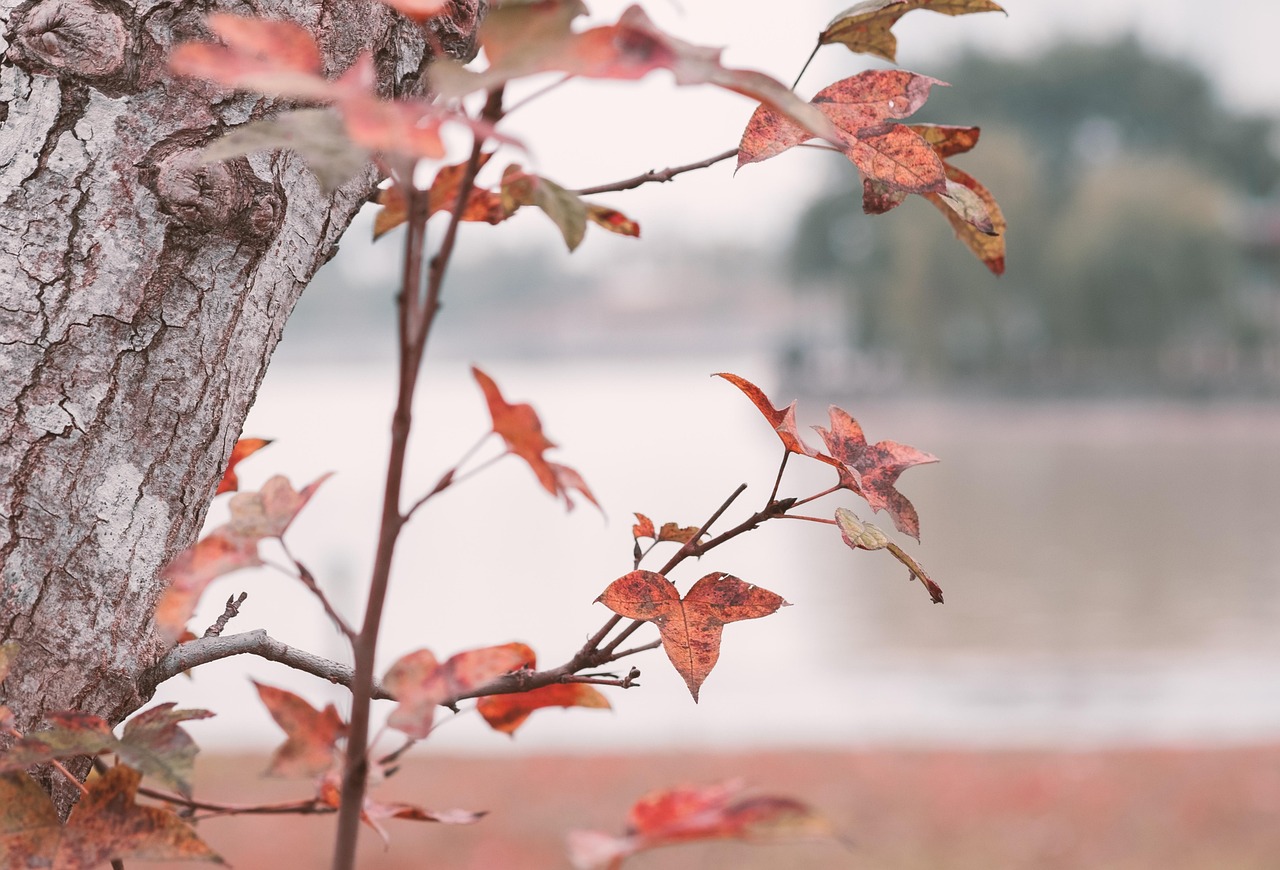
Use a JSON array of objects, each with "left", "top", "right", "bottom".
[
  {"left": 144, "top": 630, "right": 391, "bottom": 700},
  {"left": 572, "top": 148, "right": 738, "bottom": 197}
]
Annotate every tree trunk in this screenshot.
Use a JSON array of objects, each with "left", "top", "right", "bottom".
[{"left": 0, "top": 0, "right": 479, "bottom": 809}]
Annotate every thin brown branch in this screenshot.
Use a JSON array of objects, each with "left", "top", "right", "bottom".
[
  {"left": 885, "top": 542, "right": 945, "bottom": 604},
  {"left": 563, "top": 667, "right": 641, "bottom": 689},
  {"left": 136, "top": 778, "right": 326, "bottom": 817},
  {"left": 333, "top": 88, "right": 505, "bottom": 870},
  {"left": 572, "top": 147, "right": 738, "bottom": 197},
  {"left": 657, "top": 483, "right": 749, "bottom": 576},
  {"left": 279, "top": 541, "right": 356, "bottom": 640},
  {"left": 792, "top": 42, "right": 820, "bottom": 91},
  {"left": 201, "top": 592, "right": 247, "bottom": 639},
  {"left": 767, "top": 450, "right": 790, "bottom": 506},
  {"left": 403, "top": 445, "right": 501, "bottom": 522},
  {"left": 598, "top": 638, "right": 660, "bottom": 663}
]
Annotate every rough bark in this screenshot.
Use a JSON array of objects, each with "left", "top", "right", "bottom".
[{"left": 0, "top": 0, "right": 479, "bottom": 809}]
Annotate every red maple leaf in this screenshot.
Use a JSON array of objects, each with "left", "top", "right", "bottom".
[
  {"left": 254, "top": 682, "right": 347, "bottom": 778},
  {"left": 814, "top": 406, "right": 937, "bottom": 540},
  {"left": 156, "top": 472, "right": 332, "bottom": 641},
  {"left": 737, "top": 70, "right": 946, "bottom": 195},
  {"left": 596, "top": 571, "right": 788, "bottom": 701}
]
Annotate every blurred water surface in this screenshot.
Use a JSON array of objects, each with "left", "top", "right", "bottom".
[{"left": 152, "top": 354, "right": 1280, "bottom": 752}]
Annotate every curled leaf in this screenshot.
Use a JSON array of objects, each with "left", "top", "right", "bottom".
[
  {"left": 834, "top": 507, "right": 889, "bottom": 550},
  {"left": 821, "top": 0, "right": 1006, "bottom": 63}
]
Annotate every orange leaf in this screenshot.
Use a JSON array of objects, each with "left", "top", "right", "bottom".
[
  {"left": 862, "top": 125, "right": 1006, "bottom": 274},
  {"left": 316, "top": 768, "right": 485, "bottom": 845},
  {"left": 472, "top": 367, "right": 599, "bottom": 512},
  {"left": 0, "top": 706, "right": 215, "bottom": 797},
  {"left": 814, "top": 406, "right": 937, "bottom": 540},
  {"left": 567, "top": 780, "right": 831, "bottom": 870},
  {"left": 383, "top": 643, "right": 533, "bottom": 739},
  {"left": 821, "top": 0, "right": 1006, "bottom": 63},
  {"left": 477, "top": 683, "right": 610, "bottom": 736},
  {"left": 596, "top": 571, "right": 787, "bottom": 701},
  {"left": 630, "top": 515, "right": 701, "bottom": 544},
  {"left": 254, "top": 683, "right": 346, "bottom": 778},
  {"left": 0, "top": 765, "right": 222, "bottom": 867},
  {"left": 631, "top": 513, "right": 656, "bottom": 540},
  {"left": 713, "top": 373, "right": 817, "bottom": 457},
  {"left": 216, "top": 437, "right": 271, "bottom": 495},
  {"left": 157, "top": 473, "right": 328, "bottom": 641},
  {"left": 473, "top": 645, "right": 610, "bottom": 735},
  {"left": 587, "top": 205, "right": 641, "bottom": 238}
]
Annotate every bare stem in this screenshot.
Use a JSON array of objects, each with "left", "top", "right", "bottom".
[
  {"left": 793, "top": 43, "right": 821, "bottom": 90},
  {"left": 280, "top": 542, "right": 356, "bottom": 640},
  {"left": 201, "top": 592, "right": 248, "bottom": 638},
  {"left": 331, "top": 90, "right": 503, "bottom": 870},
  {"left": 572, "top": 148, "right": 738, "bottom": 197},
  {"left": 767, "top": 450, "right": 790, "bottom": 506}
]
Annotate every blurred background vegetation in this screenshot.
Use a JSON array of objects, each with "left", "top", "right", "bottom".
[{"left": 788, "top": 38, "right": 1280, "bottom": 396}]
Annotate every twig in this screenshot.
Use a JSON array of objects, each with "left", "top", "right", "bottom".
[
  {"left": 792, "top": 43, "right": 820, "bottom": 91},
  {"left": 767, "top": 450, "right": 790, "bottom": 506},
  {"left": 280, "top": 543, "right": 356, "bottom": 640},
  {"left": 563, "top": 667, "right": 640, "bottom": 689},
  {"left": 504, "top": 74, "right": 574, "bottom": 115},
  {"left": 402, "top": 447, "right": 501, "bottom": 522},
  {"left": 6, "top": 725, "right": 89, "bottom": 796},
  {"left": 143, "top": 629, "right": 392, "bottom": 700},
  {"left": 601, "top": 484, "right": 749, "bottom": 656},
  {"left": 657, "top": 483, "right": 750, "bottom": 576},
  {"left": 572, "top": 148, "right": 738, "bottom": 197},
  {"left": 201, "top": 593, "right": 247, "bottom": 638}
]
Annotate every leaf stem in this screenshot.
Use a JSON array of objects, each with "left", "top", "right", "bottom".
[
  {"left": 791, "top": 43, "right": 820, "bottom": 91},
  {"left": 767, "top": 450, "right": 790, "bottom": 506}
]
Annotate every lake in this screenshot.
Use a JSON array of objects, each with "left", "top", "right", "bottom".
[{"left": 150, "top": 353, "right": 1280, "bottom": 753}]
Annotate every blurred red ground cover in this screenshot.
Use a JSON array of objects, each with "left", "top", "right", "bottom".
[{"left": 141, "top": 745, "right": 1280, "bottom": 868}]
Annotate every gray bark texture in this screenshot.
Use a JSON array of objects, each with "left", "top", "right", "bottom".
[{"left": 0, "top": 0, "right": 480, "bottom": 808}]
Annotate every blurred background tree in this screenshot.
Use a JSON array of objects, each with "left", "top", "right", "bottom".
[{"left": 788, "top": 38, "right": 1280, "bottom": 395}]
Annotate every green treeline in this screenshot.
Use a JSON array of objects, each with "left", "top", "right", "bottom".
[{"left": 789, "top": 38, "right": 1280, "bottom": 395}]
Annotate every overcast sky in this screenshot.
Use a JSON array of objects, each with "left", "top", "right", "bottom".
[{"left": 432, "top": 0, "right": 1280, "bottom": 257}]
